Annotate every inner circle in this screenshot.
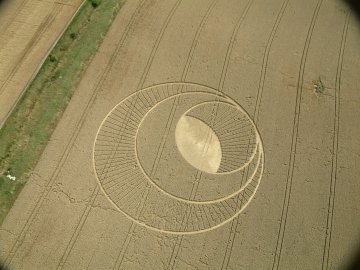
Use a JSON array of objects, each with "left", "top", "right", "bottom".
[
  {"left": 136, "top": 95, "right": 259, "bottom": 202},
  {"left": 174, "top": 100, "right": 258, "bottom": 175}
]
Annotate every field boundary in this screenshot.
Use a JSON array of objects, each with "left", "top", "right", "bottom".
[
  {"left": 0, "top": 0, "right": 87, "bottom": 131},
  {"left": 2, "top": 0, "right": 128, "bottom": 264}
]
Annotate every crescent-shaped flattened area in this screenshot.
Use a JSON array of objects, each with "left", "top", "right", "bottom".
[{"left": 175, "top": 115, "right": 222, "bottom": 174}]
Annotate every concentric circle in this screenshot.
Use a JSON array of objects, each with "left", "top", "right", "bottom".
[{"left": 93, "top": 83, "right": 264, "bottom": 234}]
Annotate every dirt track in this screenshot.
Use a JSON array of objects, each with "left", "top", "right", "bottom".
[
  {"left": 0, "top": 0, "right": 82, "bottom": 125},
  {"left": 1, "top": 0, "right": 360, "bottom": 269}
]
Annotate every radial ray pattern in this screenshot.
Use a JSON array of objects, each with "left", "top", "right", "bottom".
[{"left": 93, "top": 83, "right": 264, "bottom": 234}]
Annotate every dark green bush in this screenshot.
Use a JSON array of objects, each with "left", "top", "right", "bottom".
[
  {"left": 69, "top": 32, "right": 77, "bottom": 40},
  {"left": 88, "top": 0, "right": 101, "bottom": 8},
  {"left": 49, "top": 54, "right": 57, "bottom": 63}
]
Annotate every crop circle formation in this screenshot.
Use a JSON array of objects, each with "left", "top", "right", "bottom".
[{"left": 93, "top": 83, "right": 264, "bottom": 234}]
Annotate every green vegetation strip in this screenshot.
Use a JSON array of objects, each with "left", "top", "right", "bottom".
[{"left": 0, "top": 0, "right": 125, "bottom": 224}]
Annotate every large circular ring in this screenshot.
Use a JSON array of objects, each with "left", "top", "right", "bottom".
[{"left": 93, "top": 83, "right": 264, "bottom": 234}]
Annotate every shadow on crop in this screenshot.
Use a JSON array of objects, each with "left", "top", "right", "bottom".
[
  {"left": 0, "top": 261, "right": 9, "bottom": 270},
  {"left": 345, "top": 242, "right": 360, "bottom": 270},
  {"left": 343, "top": 0, "right": 360, "bottom": 21}
]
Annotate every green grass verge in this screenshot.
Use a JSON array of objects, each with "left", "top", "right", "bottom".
[{"left": 0, "top": 0, "right": 125, "bottom": 224}]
